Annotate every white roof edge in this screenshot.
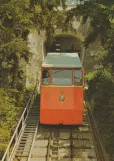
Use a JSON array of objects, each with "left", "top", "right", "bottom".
[
  {"left": 47, "top": 52, "right": 79, "bottom": 57},
  {"left": 42, "top": 65, "right": 82, "bottom": 68}
]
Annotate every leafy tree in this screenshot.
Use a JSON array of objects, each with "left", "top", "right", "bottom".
[
  {"left": 0, "top": 0, "right": 68, "bottom": 158},
  {"left": 30, "top": 0, "right": 67, "bottom": 41},
  {"left": 0, "top": 0, "right": 33, "bottom": 88},
  {"left": 66, "top": 1, "right": 114, "bottom": 46},
  {"left": 0, "top": 0, "right": 67, "bottom": 89},
  {"left": 0, "top": 1, "right": 34, "bottom": 157},
  {"left": 69, "top": 1, "right": 114, "bottom": 160},
  {"left": 0, "top": 88, "right": 21, "bottom": 159}
]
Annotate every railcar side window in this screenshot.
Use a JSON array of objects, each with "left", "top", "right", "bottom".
[
  {"left": 74, "top": 69, "right": 82, "bottom": 86},
  {"left": 52, "top": 69, "right": 72, "bottom": 86},
  {"left": 42, "top": 69, "right": 50, "bottom": 85}
]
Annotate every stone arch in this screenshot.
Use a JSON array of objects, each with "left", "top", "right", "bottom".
[{"left": 44, "top": 33, "right": 85, "bottom": 62}]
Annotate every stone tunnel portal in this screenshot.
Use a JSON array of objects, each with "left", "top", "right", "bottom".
[{"left": 45, "top": 35, "right": 82, "bottom": 58}]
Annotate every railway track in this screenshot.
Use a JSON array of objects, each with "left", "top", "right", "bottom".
[
  {"left": 29, "top": 124, "right": 97, "bottom": 161},
  {"left": 12, "top": 99, "right": 97, "bottom": 161},
  {"left": 87, "top": 104, "right": 109, "bottom": 161},
  {"left": 2, "top": 94, "right": 108, "bottom": 161}
]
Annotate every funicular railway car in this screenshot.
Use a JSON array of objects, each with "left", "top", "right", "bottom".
[{"left": 40, "top": 53, "right": 84, "bottom": 125}]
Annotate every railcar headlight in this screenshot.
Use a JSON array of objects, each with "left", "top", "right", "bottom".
[{"left": 59, "top": 95, "right": 65, "bottom": 101}]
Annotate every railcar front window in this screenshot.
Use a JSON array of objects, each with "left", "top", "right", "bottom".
[
  {"left": 52, "top": 69, "right": 72, "bottom": 86},
  {"left": 42, "top": 69, "right": 50, "bottom": 85},
  {"left": 74, "top": 69, "right": 82, "bottom": 86}
]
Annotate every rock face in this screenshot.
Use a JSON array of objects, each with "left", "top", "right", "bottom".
[
  {"left": 84, "top": 38, "right": 101, "bottom": 74},
  {"left": 26, "top": 30, "right": 46, "bottom": 87}
]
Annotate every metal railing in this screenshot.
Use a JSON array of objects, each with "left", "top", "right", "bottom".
[
  {"left": 2, "top": 84, "right": 38, "bottom": 161},
  {"left": 27, "top": 120, "right": 40, "bottom": 161}
]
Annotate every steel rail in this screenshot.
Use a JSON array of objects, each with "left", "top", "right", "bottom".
[
  {"left": 46, "top": 133, "right": 52, "bottom": 161},
  {"left": 20, "top": 115, "right": 99, "bottom": 161},
  {"left": 86, "top": 103, "right": 109, "bottom": 161},
  {"left": 2, "top": 85, "right": 38, "bottom": 161}
]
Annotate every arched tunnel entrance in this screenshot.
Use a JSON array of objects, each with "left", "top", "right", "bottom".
[{"left": 44, "top": 35, "right": 83, "bottom": 58}]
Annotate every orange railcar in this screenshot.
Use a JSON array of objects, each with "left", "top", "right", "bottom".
[{"left": 40, "top": 53, "right": 84, "bottom": 125}]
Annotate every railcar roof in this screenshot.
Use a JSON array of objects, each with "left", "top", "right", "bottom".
[{"left": 42, "top": 53, "right": 83, "bottom": 68}]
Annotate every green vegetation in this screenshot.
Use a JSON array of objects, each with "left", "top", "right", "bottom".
[
  {"left": 0, "top": 1, "right": 35, "bottom": 156},
  {"left": 68, "top": 1, "right": 114, "bottom": 160},
  {"left": 31, "top": 0, "right": 68, "bottom": 42},
  {"left": 1, "top": 0, "right": 114, "bottom": 160},
  {"left": 0, "top": 0, "right": 32, "bottom": 89},
  {"left": 0, "top": 0, "right": 31, "bottom": 158},
  {"left": 85, "top": 67, "right": 114, "bottom": 161},
  {"left": 0, "top": 86, "right": 34, "bottom": 159},
  {"left": 84, "top": 6, "right": 114, "bottom": 161},
  {"left": 0, "top": 0, "right": 66, "bottom": 158},
  {"left": 0, "top": 88, "right": 21, "bottom": 158},
  {"left": 0, "top": 0, "right": 66, "bottom": 89}
]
